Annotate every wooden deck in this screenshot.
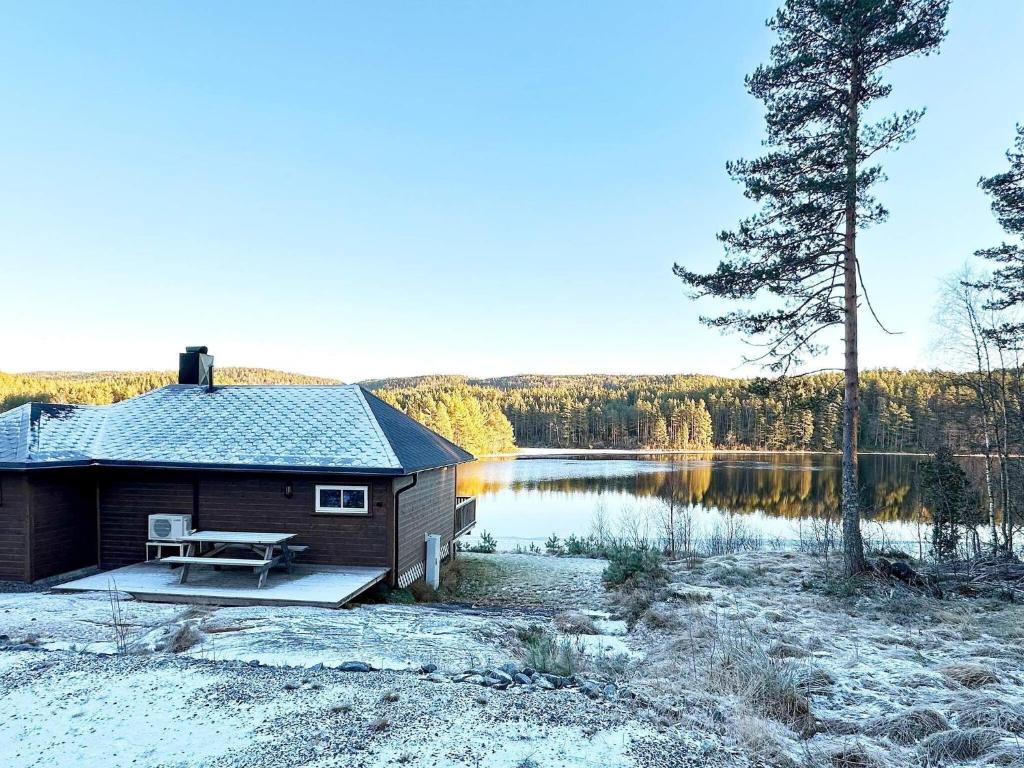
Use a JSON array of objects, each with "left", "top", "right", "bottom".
[{"left": 54, "top": 562, "right": 390, "bottom": 608}]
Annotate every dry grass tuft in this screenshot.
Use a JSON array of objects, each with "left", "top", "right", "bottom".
[
  {"left": 553, "top": 610, "right": 598, "bottom": 635},
  {"left": 919, "top": 727, "right": 1005, "bottom": 762},
  {"left": 865, "top": 706, "right": 949, "bottom": 745},
  {"left": 643, "top": 606, "right": 680, "bottom": 630},
  {"left": 818, "top": 739, "right": 890, "bottom": 768},
  {"left": 939, "top": 662, "right": 1001, "bottom": 688},
  {"left": 952, "top": 695, "right": 1024, "bottom": 734},
  {"left": 731, "top": 715, "right": 798, "bottom": 768},
  {"left": 767, "top": 641, "right": 810, "bottom": 659},
  {"left": 167, "top": 622, "right": 203, "bottom": 653},
  {"left": 368, "top": 717, "right": 390, "bottom": 733}
]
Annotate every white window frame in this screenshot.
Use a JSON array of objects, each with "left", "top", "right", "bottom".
[{"left": 315, "top": 484, "right": 370, "bottom": 515}]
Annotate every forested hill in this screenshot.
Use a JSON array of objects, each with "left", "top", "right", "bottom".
[
  {"left": 1, "top": 368, "right": 992, "bottom": 456},
  {"left": 366, "top": 371, "right": 992, "bottom": 455},
  {"left": 0, "top": 368, "right": 340, "bottom": 412}
]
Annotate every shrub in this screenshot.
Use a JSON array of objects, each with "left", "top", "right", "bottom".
[
  {"left": 564, "top": 534, "right": 590, "bottom": 556},
  {"left": 465, "top": 531, "right": 497, "bottom": 554},
  {"left": 602, "top": 544, "right": 666, "bottom": 587},
  {"left": 516, "top": 625, "right": 585, "bottom": 677},
  {"left": 545, "top": 534, "right": 564, "bottom": 555}
]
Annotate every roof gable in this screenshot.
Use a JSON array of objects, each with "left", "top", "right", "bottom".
[{"left": 360, "top": 388, "right": 475, "bottom": 473}]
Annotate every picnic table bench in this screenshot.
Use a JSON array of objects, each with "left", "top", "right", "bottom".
[{"left": 160, "top": 531, "right": 304, "bottom": 588}]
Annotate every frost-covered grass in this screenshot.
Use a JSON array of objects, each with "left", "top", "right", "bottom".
[
  {"left": 626, "top": 549, "right": 1024, "bottom": 767},
  {"left": 4, "top": 549, "right": 1024, "bottom": 767}
]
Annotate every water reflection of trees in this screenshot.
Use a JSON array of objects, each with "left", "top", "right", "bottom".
[{"left": 457, "top": 454, "right": 957, "bottom": 523}]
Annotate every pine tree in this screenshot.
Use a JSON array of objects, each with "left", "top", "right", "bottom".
[
  {"left": 974, "top": 125, "right": 1024, "bottom": 342},
  {"left": 674, "top": 0, "right": 948, "bottom": 574}
]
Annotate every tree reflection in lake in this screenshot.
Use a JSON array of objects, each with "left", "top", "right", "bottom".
[{"left": 456, "top": 453, "right": 953, "bottom": 549}]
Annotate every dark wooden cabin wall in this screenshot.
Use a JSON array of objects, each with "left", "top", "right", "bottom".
[
  {"left": 29, "top": 470, "right": 96, "bottom": 580},
  {"left": 196, "top": 474, "right": 393, "bottom": 568},
  {"left": 396, "top": 466, "right": 455, "bottom": 577},
  {"left": 0, "top": 473, "right": 29, "bottom": 581},
  {"left": 97, "top": 470, "right": 394, "bottom": 571},
  {"left": 98, "top": 474, "right": 194, "bottom": 569}
]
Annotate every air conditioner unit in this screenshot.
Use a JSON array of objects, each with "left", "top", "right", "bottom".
[{"left": 148, "top": 514, "right": 193, "bottom": 541}]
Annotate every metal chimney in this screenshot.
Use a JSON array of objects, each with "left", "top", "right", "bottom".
[{"left": 178, "top": 346, "right": 214, "bottom": 388}]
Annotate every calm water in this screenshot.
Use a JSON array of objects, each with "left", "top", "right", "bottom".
[{"left": 456, "top": 452, "right": 949, "bottom": 551}]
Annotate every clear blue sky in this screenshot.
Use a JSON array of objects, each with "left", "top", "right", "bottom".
[{"left": 1, "top": 1, "right": 1021, "bottom": 381}]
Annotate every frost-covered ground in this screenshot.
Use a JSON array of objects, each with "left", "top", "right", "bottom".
[
  {"left": 2, "top": 551, "right": 1023, "bottom": 767},
  {"left": 630, "top": 550, "right": 1024, "bottom": 767}
]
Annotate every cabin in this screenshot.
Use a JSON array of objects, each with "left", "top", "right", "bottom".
[{"left": 0, "top": 347, "right": 478, "bottom": 597}]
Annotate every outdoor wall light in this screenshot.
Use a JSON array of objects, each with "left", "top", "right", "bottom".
[{"left": 283, "top": 481, "right": 293, "bottom": 499}]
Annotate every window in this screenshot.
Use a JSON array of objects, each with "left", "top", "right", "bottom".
[{"left": 315, "top": 485, "right": 369, "bottom": 515}]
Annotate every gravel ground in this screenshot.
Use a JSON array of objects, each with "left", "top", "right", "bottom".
[
  {"left": 0, "top": 553, "right": 735, "bottom": 768},
  {"left": 0, "top": 647, "right": 706, "bottom": 768}
]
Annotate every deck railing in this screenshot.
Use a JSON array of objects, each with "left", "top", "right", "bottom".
[{"left": 454, "top": 496, "right": 477, "bottom": 537}]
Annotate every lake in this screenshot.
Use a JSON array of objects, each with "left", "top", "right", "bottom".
[{"left": 456, "top": 452, "right": 943, "bottom": 553}]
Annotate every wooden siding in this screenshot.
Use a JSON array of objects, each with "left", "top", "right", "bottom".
[
  {"left": 0, "top": 473, "right": 29, "bottom": 581},
  {"left": 97, "top": 469, "right": 394, "bottom": 571},
  {"left": 98, "top": 473, "right": 194, "bottom": 569},
  {"left": 28, "top": 470, "right": 96, "bottom": 580},
  {"left": 396, "top": 466, "right": 455, "bottom": 579},
  {"left": 195, "top": 474, "right": 393, "bottom": 568}
]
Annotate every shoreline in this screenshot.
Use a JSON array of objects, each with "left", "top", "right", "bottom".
[{"left": 477, "top": 447, "right": 945, "bottom": 459}]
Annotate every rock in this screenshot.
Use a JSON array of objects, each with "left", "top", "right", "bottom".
[
  {"left": 514, "top": 673, "right": 532, "bottom": 685},
  {"left": 337, "top": 661, "right": 371, "bottom": 672},
  {"left": 581, "top": 681, "right": 603, "bottom": 699},
  {"left": 603, "top": 683, "right": 617, "bottom": 698},
  {"left": 522, "top": 666, "right": 536, "bottom": 676},
  {"left": 0, "top": 634, "right": 10, "bottom": 643},
  {"left": 535, "top": 677, "right": 556, "bottom": 690},
  {"left": 420, "top": 662, "right": 438, "bottom": 674},
  {"left": 541, "top": 673, "right": 562, "bottom": 688},
  {"left": 248, "top": 659, "right": 261, "bottom": 667},
  {"left": 9, "top": 643, "right": 34, "bottom": 651},
  {"left": 423, "top": 673, "right": 448, "bottom": 683},
  {"left": 309, "top": 662, "right": 324, "bottom": 671},
  {"left": 463, "top": 674, "right": 486, "bottom": 686},
  {"left": 486, "top": 669, "right": 514, "bottom": 685},
  {"left": 499, "top": 661, "right": 522, "bottom": 675},
  {"left": 283, "top": 682, "right": 300, "bottom": 691}
]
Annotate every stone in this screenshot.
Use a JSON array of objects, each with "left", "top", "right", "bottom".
[
  {"left": 283, "top": 682, "right": 300, "bottom": 691},
  {"left": 486, "top": 669, "right": 514, "bottom": 685},
  {"left": 337, "top": 661, "right": 372, "bottom": 672},
  {"left": 603, "top": 683, "right": 617, "bottom": 698},
  {"left": 462, "top": 674, "right": 486, "bottom": 686},
  {"left": 499, "top": 661, "right": 522, "bottom": 675},
  {"left": 420, "top": 662, "right": 438, "bottom": 674},
  {"left": 514, "top": 673, "right": 532, "bottom": 685},
  {"left": 535, "top": 677, "right": 556, "bottom": 690},
  {"left": 581, "top": 681, "right": 603, "bottom": 699},
  {"left": 423, "top": 673, "right": 448, "bottom": 683},
  {"left": 541, "top": 673, "right": 562, "bottom": 688},
  {"left": 248, "top": 659, "right": 261, "bottom": 667},
  {"left": 522, "top": 666, "right": 536, "bottom": 676},
  {"left": 309, "top": 662, "right": 325, "bottom": 671}
]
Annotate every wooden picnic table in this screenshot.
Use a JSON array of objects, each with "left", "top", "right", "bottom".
[{"left": 160, "top": 531, "right": 301, "bottom": 588}]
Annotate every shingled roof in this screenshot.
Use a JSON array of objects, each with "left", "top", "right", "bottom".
[{"left": 0, "top": 385, "right": 474, "bottom": 474}]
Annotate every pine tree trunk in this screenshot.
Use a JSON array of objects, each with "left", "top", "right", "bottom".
[{"left": 842, "top": 62, "right": 867, "bottom": 577}]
